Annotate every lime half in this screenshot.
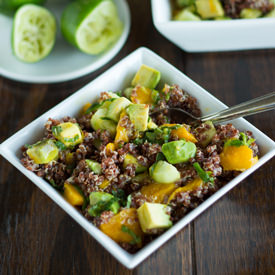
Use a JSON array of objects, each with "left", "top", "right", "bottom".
[
  {"left": 12, "top": 4, "right": 56, "bottom": 63},
  {"left": 0, "top": 0, "right": 45, "bottom": 11},
  {"left": 61, "top": 0, "right": 123, "bottom": 55}
]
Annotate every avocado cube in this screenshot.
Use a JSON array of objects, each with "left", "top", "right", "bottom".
[
  {"left": 27, "top": 139, "right": 59, "bottom": 164},
  {"left": 147, "top": 117, "right": 158, "bottom": 130},
  {"left": 137, "top": 202, "right": 172, "bottom": 233},
  {"left": 86, "top": 159, "right": 102, "bottom": 174},
  {"left": 131, "top": 65, "right": 161, "bottom": 89},
  {"left": 89, "top": 192, "right": 120, "bottom": 216},
  {"left": 52, "top": 122, "right": 83, "bottom": 147},
  {"left": 240, "top": 9, "right": 262, "bottom": 19},
  {"left": 149, "top": 160, "right": 180, "bottom": 184},
  {"left": 106, "top": 97, "right": 131, "bottom": 122},
  {"left": 195, "top": 121, "right": 216, "bottom": 147},
  {"left": 91, "top": 108, "right": 117, "bottom": 137},
  {"left": 162, "top": 140, "right": 196, "bottom": 164},
  {"left": 265, "top": 9, "right": 275, "bottom": 18},
  {"left": 176, "top": 0, "right": 195, "bottom": 7},
  {"left": 123, "top": 154, "right": 147, "bottom": 173},
  {"left": 196, "top": 0, "right": 224, "bottom": 19},
  {"left": 174, "top": 8, "right": 201, "bottom": 21},
  {"left": 126, "top": 104, "right": 149, "bottom": 132}
]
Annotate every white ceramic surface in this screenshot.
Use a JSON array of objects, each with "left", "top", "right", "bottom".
[
  {"left": 0, "top": 47, "right": 274, "bottom": 269},
  {"left": 151, "top": 0, "right": 275, "bottom": 52},
  {"left": 0, "top": 0, "right": 130, "bottom": 83}
]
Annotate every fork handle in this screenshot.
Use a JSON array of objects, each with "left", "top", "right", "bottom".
[{"left": 201, "top": 92, "right": 275, "bottom": 124}]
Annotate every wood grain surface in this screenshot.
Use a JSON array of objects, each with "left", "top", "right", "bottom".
[{"left": 0, "top": 1, "right": 274, "bottom": 274}]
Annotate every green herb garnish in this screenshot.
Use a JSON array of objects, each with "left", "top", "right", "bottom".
[
  {"left": 121, "top": 225, "right": 141, "bottom": 245},
  {"left": 133, "top": 138, "right": 144, "bottom": 145},
  {"left": 88, "top": 198, "right": 117, "bottom": 217},
  {"left": 156, "top": 152, "right": 166, "bottom": 161},
  {"left": 193, "top": 162, "right": 214, "bottom": 184},
  {"left": 55, "top": 140, "right": 67, "bottom": 150},
  {"left": 84, "top": 102, "right": 102, "bottom": 114},
  {"left": 145, "top": 127, "right": 171, "bottom": 144},
  {"left": 112, "top": 189, "right": 127, "bottom": 206},
  {"left": 100, "top": 117, "right": 113, "bottom": 121},
  {"left": 49, "top": 179, "right": 63, "bottom": 191},
  {"left": 224, "top": 132, "right": 255, "bottom": 147},
  {"left": 84, "top": 98, "right": 116, "bottom": 115},
  {"left": 126, "top": 195, "right": 132, "bottom": 208},
  {"left": 63, "top": 135, "right": 79, "bottom": 143},
  {"left": 52, "top": 125, "right": 62, "bottom": 136}
]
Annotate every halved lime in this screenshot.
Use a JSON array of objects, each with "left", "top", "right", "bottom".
[
  {"left": 0, "top": 0, "right": 46, "bottom": 11},
  {"left": 61, "top": 0, "right": 123, "bottom": 55},
  {"left": 12, "top": 4, "right": 56, "bottom": 63}
]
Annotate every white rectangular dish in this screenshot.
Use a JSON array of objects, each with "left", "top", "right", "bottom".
[
  {"left": 151, "top": 0, "right": 275, "bottom": 52},
  {"left": 0, "top": 47, "right": 274, "bottom": 269}
]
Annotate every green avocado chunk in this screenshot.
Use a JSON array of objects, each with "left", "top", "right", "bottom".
[
  {"left": 162, "top": 140, "right": 196, "bottom": 164},
  {"left": 106, "top": 97, "right": 131, "bottom": 122},
  {"left": 196, "top": 0, "right": 224, "bottom": 19},
  {"left": 123, "top": 154, "right": 147, "bottom": 173},
  {"left": 176, "top": 0, "right": 196, "bottom": 7},
  {"left": 126, "top": 104, "right": 149, "bottom": 132},
  {"left": 265, "top": 9, "right": 275, "bottom": 18},
  {"left": 149, "top": 160, "right": 180, "bottom": 184},
  {"left": 26, "top": 139, "right": 59, "bottom": 164},
  {"left": 131, "top": 65, "right": 161, "bottom": 89},
  {"left": 137, "top": 202, "right": 172, "bottom": 233},
  {"left": 240, "top": 8, "right": 262, "bottom": 19},
  {"left": 52, "top": 122, "right": 83, "bottom": 147},
  {"left": 86, "top": 159, "right": 102, "bottom": 174},
  {"left": 174, "top": 8, "right": 201, "bottom": 21},
  {"left": 90, "top": 108, "right": 117, "bottom": 137},
  {"left": 89, "top": 192, "right": 120, "bottom": 216},
  {"left": 194, "top": 121, "right": 216, "bottom": 147}
]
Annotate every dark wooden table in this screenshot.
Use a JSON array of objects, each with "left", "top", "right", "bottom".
[{"left": 1, "top": 1, "right": 274, "bottom": 274}]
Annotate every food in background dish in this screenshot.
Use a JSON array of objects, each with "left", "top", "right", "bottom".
[
  {"left": 21, "top": 64, "right": 259, "bottom": 252},
  {"left": 171, "top": 0, "right": 275, "bottom": 21}
]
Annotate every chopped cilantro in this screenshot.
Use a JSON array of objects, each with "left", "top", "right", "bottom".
[
  {"left": 52, "top": 125, "right": 62, "bottom": 136},
  {"left": 63, "top": 135, "right": 79, "bottom": 143},
  {"left": 121, "top": 225, "right": 141, "bottom": 245},
  {"left": 156, "top": 152, "right": 166, "bottom": 161},
  {"left": 193, "top": 162, "right": 214, "bottom": 184},
  {"left": 224, "top": 132, "right": 255, "bottom": 148},
  {"left": 84, "top": 98, "right": 116, "bottom": 115},
  {"left": 133, "top": 138, "right": 144, "bottom": 145},
  {"left": 55, "top": 140, "right": 67, "bottom": 150},
  {"left": 100, "top": 117, "right": 113, "bottom": 121},
  {"left": 49, "top": 179, "right": 63, "bottom": 191},
  {"left": 88, "top": 198, "right": 117, "bottom": 217},
  {"left": 126, "top": 195, "right": 132, "bottom": 208}
]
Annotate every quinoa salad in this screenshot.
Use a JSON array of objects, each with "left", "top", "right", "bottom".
[
  {"left": 172, "top": 0, "right": 275, "bottom": 21},
  {"left": 21, "top": 65, "right": 259, "bottom": 252}
]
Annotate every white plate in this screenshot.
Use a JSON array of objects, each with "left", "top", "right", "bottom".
[
  {"left": 151, "top": 0, "right": 275, "bottom": 52},
  {"left": 0, "top": 0, "right": 130, "bottom": 83},
  {"left": 0, "top": 47, "right": 274, "bottom": 269}
]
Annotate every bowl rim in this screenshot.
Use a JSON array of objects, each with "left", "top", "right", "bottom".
[
  {"left": 1, "top": 47, "right": 275, "bottom": 269},
  {"left": 151, "top": 0, "right": 275, "bottom": 25}
]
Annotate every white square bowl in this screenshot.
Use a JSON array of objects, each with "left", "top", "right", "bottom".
[
  {"left": 0, "top": 47, "right": 274, "bottom": 269},
  {"left": 151, "top": 0, "right": 275, "bottom": 52}
]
